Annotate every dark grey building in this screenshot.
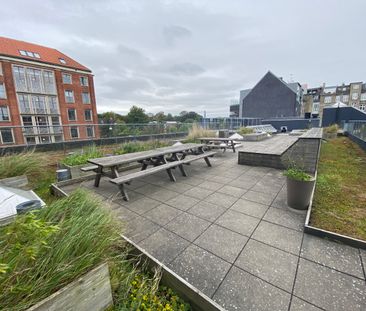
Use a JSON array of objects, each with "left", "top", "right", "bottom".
[
  {"left": 238, "top": 71, "right": 303, "bottom": 119},
  {"left": 229, "top": 104, "right": 240, "bottom": 117}
]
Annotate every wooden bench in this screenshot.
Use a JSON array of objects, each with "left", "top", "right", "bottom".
[
  {"left": 110, "top": 161, "right": 185, "bottom": 201},
  {"left": 80, "top": 165, "right": 98, "bottom": 172},
  {"left": 182, "top": 151, "right": 216, "bottom": 168}
]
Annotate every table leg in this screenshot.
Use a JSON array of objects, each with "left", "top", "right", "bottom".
[
  {"left": 231, "top": 140, "right": 236, "bottom": 153},
  {"left": 166, "top": 168, "right": 176, "bottom": 182},
  {"left": 204, "top": 156, "right": 212, "bottom": 167},
  {"left": 118, "top": 184, "right": 129, "bottom": 201},
  {"left": 94, "top": 166, "right": 103, "bottom": 187}
]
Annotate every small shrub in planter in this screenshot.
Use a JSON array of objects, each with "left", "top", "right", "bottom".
[
  {"left": 284, "top": 167, "right": 315, "bottom": 210},
  {"left": 323, "top": 124, "right": 339, "bottom": 140},
  {"left": 238, "top": 127, "right": 254, "bottom": 135}
]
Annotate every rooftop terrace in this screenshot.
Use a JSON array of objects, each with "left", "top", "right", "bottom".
[{"left": 59, "top": 143, "right": 366, "bottom": 311}]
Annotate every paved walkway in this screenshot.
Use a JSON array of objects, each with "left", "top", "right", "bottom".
[{"left": 61, "top": 150, "right": 366, "bottom": 311}]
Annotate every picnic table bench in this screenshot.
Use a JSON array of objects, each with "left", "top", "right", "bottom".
[
  {"left": 200, "top": 137, "right": 237, "bottom": 152},
  {"left": 87, "top": 143, "right": 216, "bottom": 201}
]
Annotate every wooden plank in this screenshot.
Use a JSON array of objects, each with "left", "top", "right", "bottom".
[
  {"left": 183, "top": 151, "right": 217, "bottom": 164},
  {"left": 81, "top": 165, "right": 98, "bottom": 172},
  {"left": 27, "top": 263, "right": 113, "bottom": 311},
  {"left": 88, "top": 143, "right": 205, "bottom": 168}
]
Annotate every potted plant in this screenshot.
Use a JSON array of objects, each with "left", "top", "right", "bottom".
[{"left": 284, "top": 167, "right": 315, "bottom": 210}]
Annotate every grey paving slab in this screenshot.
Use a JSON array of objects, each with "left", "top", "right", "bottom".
[
  {"left": 228, "top": 178, "right": 257, "bottom": 190},
  {"left": 252, "top": 221, "right": 303, "bottom": 255},
  {"left": 250, "top": 181, "right": 282, "bottom": 195},
  {"left": 294, "top": 258, "right": 366, "bottom": 311},
  {"left": 124, "top": 216, "right": 160, "bottom": 243},
  {"left": 361, "top": 249, "right": 366, "bottom": 277},
  {"left": 139, "top": 228, "right": 189, "bottom": 264},
  {"left": 188, "top": 201, "right": 226, "bottom": 222},
  {"left": 165, "top": 212, "right": 210, "bottom": 242},
  {"left": 209, "top": 175, "right": 233, "bottom": 184},
  {"left": 217, "top": 185, "right": 247, "bottom": 198},
  {"left": 231, "top": 198, "right": 269, "bottom": 219},
  {"left": 110, "top": 203, "right": 139, "bottom": 222},
  {"left": 134, "top": 183, "right": 162, "bottom": 195},
  {"left": 235, "top": 239, "right": 298, "bottom": 292},
  {"left": 213, "top": 266, "right": 291, "bottom": 311},
  {"left": 301, "top": 234, "right": 364, "bottom": 279},
  {"left": 271, "top": 187, "right": 288, "bottom": 208},
  {"left": 165, "top": 194, "right": 200, "bottom": 211},
  {"left": 148, "top": 188, "right": 180, "bottom": 202},
  {"left": 215, "top": 209, "right": 260, "bottom": 237},
  {"left": 290, "top": 297, "right": 323, "bottom": 311},
  {"left": 195, "top": 224, "right": 248, "bottom": 263},
  {"left": 123, "top": 196, "right": 161, "bottom": 215},
  {"left": 241, "top": 190, "right": 277, "bottom": 205},
  {"left": 169, "top": 244, "right": 231, "bottom": 297},
  {"left": 197, "top": 180, "right": 224, "bottom": 191},
  {"left": 180, "top": 176, "right": 206, "bottom": 186},
  {"left": 144, "top": 204, "right": 182, "bottom": 226},
  {"left": 162, "top": 181, "right": 193, "bottom": 194},
  {"left": 204, "top": 192, "right": 238, "bottom": 208},
  {"left": 184, "top": 186, "right": 214, "bottom": 200},
  {"left": 114, "top": 189, "right": 145, "bottom": 203},
  {"left": 264, "top": 206, "right": 305, "bottom": 232}
]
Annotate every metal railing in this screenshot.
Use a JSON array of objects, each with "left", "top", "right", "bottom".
[{"left": 344, "top": 120, "right": 366, "bottom": 141}]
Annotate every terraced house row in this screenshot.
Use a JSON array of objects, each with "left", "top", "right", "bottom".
[{"left": 0, "top": 36, "right": 98, "bottom": 146}]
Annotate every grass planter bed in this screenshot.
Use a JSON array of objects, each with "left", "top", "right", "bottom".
[{"left": 306, "top": 137, "right": 366, "bottom": 248}]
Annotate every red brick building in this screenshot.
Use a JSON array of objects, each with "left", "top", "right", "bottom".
[{"left": 0, "top": 36, "right": 98, "bottom": 146}]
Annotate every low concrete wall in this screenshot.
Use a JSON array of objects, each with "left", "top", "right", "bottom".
[
  {"left": 238, "top": 152, "right": 284, "bottom": 169},
  {"left": 346, "top": 132, "right": 366, "bottom": 151}
]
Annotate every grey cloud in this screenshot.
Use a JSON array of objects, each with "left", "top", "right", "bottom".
[
  {"left": 163, "top": 25, "right": 192, "bottom": 45},
  {"left": 169, "top": 62, "right": 204, "bottom": 76}
]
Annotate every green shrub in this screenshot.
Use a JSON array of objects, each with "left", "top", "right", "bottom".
[
  {"left": 61, "top": 145, "right": 103, "bottom": 166},
  {"left": 323, "top": 124, "right": 339, "bottom": 134},
  {"left": 238, "top": 127, "right": 254, "bottom": 135},
  {"left": 0, "top": 151, "right": 44, "bottom": 179},
  {"left": 114, "top": 140, "right": 169, "bottom": 155},
  {"left": 284, "top": 168, "right": 313, "bottom": 181}
]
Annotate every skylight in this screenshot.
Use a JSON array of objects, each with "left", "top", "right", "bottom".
[
  {"left": 19, "top": 50, "right": 41, "bottom": 59},
  {"left": 59, "top": 58, "right": 66, "bottom": 64}
]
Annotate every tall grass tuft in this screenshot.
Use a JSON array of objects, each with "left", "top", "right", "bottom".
[
  {"left": 0, "top": 151, "right": 45, "bottom": 179},
  {"left": 186, "top": 123, "right": 215, "bottom": 142},
  {"left": 0, "top": 189, "right": 123, "bottom": 311},
  {"left": 61, "top": 144, "right": 104, "bottom": 166},
  {"left": 238, "top": 127, "right": 254, "bottom": 135},
  {"left": 114, "top": 140, "right": 169, "bottom": 155}
]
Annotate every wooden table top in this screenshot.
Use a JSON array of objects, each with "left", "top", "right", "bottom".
[{"left": 88, "top": 143, "right": 205, "bottom": 168}]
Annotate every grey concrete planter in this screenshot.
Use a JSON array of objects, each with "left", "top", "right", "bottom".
[
  {"left": 59, "top": 163, "right": 95, "bottom": 180},
  {"left": 286, "top": 177, "right": 316, "bottom": 210}
]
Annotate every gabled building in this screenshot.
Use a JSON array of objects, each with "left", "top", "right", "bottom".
[
  {"left": 0, "top": 36, "right": 98, "bottom": 146},
  {"left": 237, "top": 71, "right": 303, "bottom": 119}
]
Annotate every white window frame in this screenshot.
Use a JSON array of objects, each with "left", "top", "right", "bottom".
[
  {"left": 86, "top": 126, "right": 94, "bottom": 138},
  {"left": 82, "top": 92, "right": 90, "bottom": 104},
  {"left": 64, "top": 90, "right": 74, "bottom": 103},
  {"left": 324, "top": 96, "right": 332, "bottom": 104},
  {"left": 0, "top": 62, "right": 3, "bottom": 76},
  {"left": 342, "top": 95, "right": 349, "bottom": 102},
  {"left": 0, "top": 128, "right": 14, "bottom": 144},
  {"left": 80, "top": 76, "right": 89, "bottom": 86},
  {"left": 360, "top": 104, "right": 366, "bottom": 111},
  {"left": 62, "top": 73, "right": 72, "bottom": 84},
  {"left": 70, "top": 126, "right": 79, "bottom": 139},
  {"left": 361, "top": 93, "right": 366, "bottom": 101},
  {"left": 335, "top": 95, "right": 341, "bottom": 102},
  {"left": 67, "top": 108, "right": 77, "bottom": 121},
  {"left": 352, "top": 84, "right": 359, "bottom": 90},
  {"left": 352, "top": 92, "right": 358, "bottom": 100},
  {"left": 0, "top": 82, "right": 7, "bottom": 99},
  {"left": 84, "top": 109, "right": 92, "bottom": 121},
  {"left": 0, "top": 105, "right": 10, "bottom": 122}
]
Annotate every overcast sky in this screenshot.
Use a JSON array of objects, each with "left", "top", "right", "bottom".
[{"left": 2, "top": 0, "right": 366, "bottom": 117}]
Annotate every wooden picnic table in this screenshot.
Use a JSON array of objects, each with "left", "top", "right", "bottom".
[
  {"left": 88, "top": 143, "right": 206, "bottom": 187},
  {"left": 200, "top": 137, "right": 236, "bottom": 153}
]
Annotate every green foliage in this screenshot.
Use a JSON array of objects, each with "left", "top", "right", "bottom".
[
  {"left": 0, "top": 190, "right": 122, "bottom": 311},
  {"left": 284, "top": 168, "right": 313, "bottom": 181},
  {"left": 0, "top": 151, "right": 44, "bottom": 179},
  {"left": 61, "top": 145, "right": 103, "bottom": 166},
  {"left": 323, "top": 124, "right": 339, "bottom": 134},
  {"left": 238, "top": 127, "right": 254, "bottom": 135},
  {"left": 114, "top": 141, "right": 169, "bottom": 155},
  {"left": 126, "top": 106, "right": 149, "bottom": 124}
]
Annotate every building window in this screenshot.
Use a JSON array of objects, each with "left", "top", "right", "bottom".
[
  {"left": 26, "top": 68, "right": 42, "bottom": 93},
  {"left": 361, "top": 93, "right": 366, "bottom": 101},
  {"left": 0, "top": 106, "right": 10, "bottom": 121},
  {"left": 324, "top": 96, "right": 332, "bottom": 104},
  {"left": 22, "top": 116, "right": 34, "bottom": 135},
  {"left": 351, "top": 102, "right": 357, "bottom": 107},
  {"left": 18, "top": 94, "right": 31, "bottom": 113},
  {"left": 80, "top": 76, "right": 89, "bottom": 86},
  {"left": 312, "top": 102, "right": 320, "bottom": 113},
  {"left": 48, "top": 97, "right": 59, "bottom": 114},
  {"left": 62, "top": 73, "right": 72, "bottom": 84},
  {"left": 13, "top": 66, "right": 27, "bottom": 92},
  {"left": 68, "top": 108, "right": 76, "bottom": 121},
  {"left": 360, "top": 104, "right": 366, "bottom": 111},
  {"left": 352, "top": 84, "right": 359, "bottom": 90},
  {"left": 39, "top": 136, "right": 51, "bottom": 144},
  {"left": 26, "top": 137, "right": 36, "bottom": 145},
  {"left": 343, "top": 95, "right": 349, "bottom": 102},
  {"left": 51, "top": 116, "right": 62, "bottom": 134},
  {"left": 32, "top": 96, "right": 47, "bottom": 114},
  {"left": 84, "top": 109, "right": 92, "bottom": 121},
  {"left": 59, "top": 58, "right": 67, "bottom": 64},
  {"left": 86, "top": 126, "right": 94, "bottom": 138},
  {"left": 352, "top": 93, "right": 358, "bottom": 100},
  {"left": 43, "top": 71, "right": 56, "bottom": 94},
  {"left": 82, "top": 92, "right": 90, "bottom": 104},
  {"left": 70, "top": 126, "right": 79, "bottom": 139},
  {"left": 335, "top": 95, "right": 341, "bottom": 102},
  {"left": 0, "top": 128, "right": 14, "bottom": 144},
  {"left": 0, "top": 83, "right": 6, "bottom": 99},
  {"left": 64, "top": 90, "right": 74, "bottom": 103},
  {"left": 19, "top": 50, "right": 41, "bottom": 59},
  {"left": 0, "top": 63, "right": 2, "bottom": 76}
]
